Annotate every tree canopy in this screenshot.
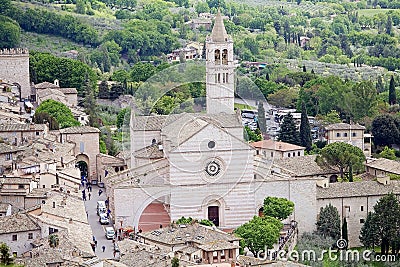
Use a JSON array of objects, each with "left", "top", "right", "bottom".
[
  {"left": 278, "top": 112, "right": 299, "bottom": 145},
  {"left": 316, "top": 142, "right": 366, "bottom": 179},
  {"left": 35, "top": 99, "right": 80, "bottom": 129},
  {"left": 235, "top": 216, "right": 282, "bottom": 256},
  {"left": 0, "top": 15, "right": 20, "bottom": 49},
  {"left": 30, "top": 52, "right": 97, "bottom": 96},
  {"left": 360, "top": 194, "right": 400, "bottom": 254},
  {"left": 371, "top": 114, "right": 400, "bottom": 147},
  {"left": 263, "top": 197, "right": 295, "bottom": 221}
]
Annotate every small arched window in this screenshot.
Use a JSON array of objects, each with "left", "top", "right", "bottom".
[
  {"left": 215, "top": 49, "right": 220, "bottom": 64},
  {"left": 222, "top": 49, "right": 228, "bottom": 65}
]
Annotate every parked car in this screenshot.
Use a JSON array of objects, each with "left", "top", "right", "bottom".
[
  {"left": 105, "top": 227, "right": 115, "bottom": 240},
  {"left": 99, "top": 213, "right": 109, "bottom": 225},
  {"left": 97, "top": 201, "right": 107, "bottom": 215}
]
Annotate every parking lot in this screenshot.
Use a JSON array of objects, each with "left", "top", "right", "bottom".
[{"left": 83, "top": 185, "right": 116, "bottom": 259}]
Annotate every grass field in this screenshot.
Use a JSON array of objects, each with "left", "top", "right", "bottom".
[
  {"left": 358, "top": 8, "right": 396, "bottom": 17},
  {"left": 20, "top": 31, "right": 93, "bottom": 56},
  {"left": 234, "top": 103, "right": 256, "bottom": 110}
]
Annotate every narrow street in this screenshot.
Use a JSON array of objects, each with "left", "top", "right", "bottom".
[{"left": 83, "top": 185, "right": 115, "bottom": 259}]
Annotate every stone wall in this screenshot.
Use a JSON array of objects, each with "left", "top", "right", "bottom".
[
  {"left": 0, "top": 230, "right": 41, "bottom": 256},
  {"left": 0, "top": 48, "right": 30, "bottom": 99}
]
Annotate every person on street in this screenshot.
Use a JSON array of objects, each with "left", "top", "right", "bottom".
[
  {"left": 99, "top": 189, "right": 103, "bottom": 196},
  {"left": 88, "top": 192, "right": 91, "bottom": 200},
  {"left": 102, "top": 245, "right": 106, "bottom": 252}
]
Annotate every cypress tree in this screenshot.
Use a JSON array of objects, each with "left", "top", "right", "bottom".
[
  {"left": 278, "top": 112, "right": 299, "bottom": 145},
  {"left": 376, "top": 75, "right": 384, "bottom": 94},
  {"left": 299, "top": 102, "right": 312, "bottom": 152},
  {"left": 342, "top": 218, "right": 348, "bottom": 249},
  {"left": 348, "top": 163, "right": 353, "bottom": 182},
  {"left": 389, "top": 75, "right": 396, "bottom": 105},
  {"left": 257, "top": 102, "right": 267, "bottom": 134}
]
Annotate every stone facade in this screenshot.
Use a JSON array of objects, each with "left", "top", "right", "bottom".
[
  {"left": 251, "top": 140, "right": 305, "bottom": 160},
  {"left": 0, "top": 213, "right": 41, "bottom": 256},
  {"left": 0, "top": 48, "right": 30, "bottom": 99},
  {"left": 316, "top": 180, "right": 400, "bottom": 247},
  {"left": 58, "top": 126, "right": 100, "bottom": 181},
  {"left": 0, "top": 124, "right": 48, "bottom": 146},
  {"left": 325, "top": 123, "right": 370, "bottom": 155}
]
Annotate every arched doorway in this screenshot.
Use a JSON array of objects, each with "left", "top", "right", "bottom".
[
  {"left": 76, "top": 154, "right": 89, "bottom": 179},
  {"left": 138, "top": 196, "right": 170, "bottom": 232},
  {"left": 208, "top": 206, "right": 219, "bottom": 226},
  {"left": 77, "top": 161, "right": 88, "bottom": 179}
]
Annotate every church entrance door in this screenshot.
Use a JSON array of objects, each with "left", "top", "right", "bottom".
[{"left": 208, "top": 206, "right": 219, "bottom": 226}]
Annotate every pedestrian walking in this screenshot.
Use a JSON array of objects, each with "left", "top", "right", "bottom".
[
  {"left": 88, "top": 192, "right": 91, "bottom": 200},
  {"left": 98, "top": 189, "right": 103, "bottom": 196},
  {"left": 102, "top": 245, "right": 106, "bottom": 252},
  {"left": 113, "top": 249, "right": 116, "bottom": 258}
]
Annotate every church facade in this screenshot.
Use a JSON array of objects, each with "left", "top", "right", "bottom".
[{"left": 107, "top": 12, "right": 331, "bottom": 242}]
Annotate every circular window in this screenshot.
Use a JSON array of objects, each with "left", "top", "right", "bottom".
[
  {"left": 205, "top": 161, "right": 221, "bottom": 176},
  {"left": 208, "top": 141, "right": 216, "bottom": 149}
]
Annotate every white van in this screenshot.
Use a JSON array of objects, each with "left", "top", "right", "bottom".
[
  {"left": 97, "top": 201, "right": 106, "bottom": 215},
  {"left": 105, "top": 227, "right": 115, "bottom": 240}
]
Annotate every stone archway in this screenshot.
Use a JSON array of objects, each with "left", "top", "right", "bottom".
[
  {"left": 131, "top": 188, "right": 171, "bottom": 231},
  {"left": 138, "top": 196, "right": 171, "bottom": 232},
  {"left": 76, "top": 154, "right": 89, "bottom": 179},
  {"left": 202, "top": 195, "right": 226, "bottom": 227}
]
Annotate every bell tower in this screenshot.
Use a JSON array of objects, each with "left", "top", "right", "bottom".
[{"left": 205, "top": 11, "right": 235, "bottom": 114}]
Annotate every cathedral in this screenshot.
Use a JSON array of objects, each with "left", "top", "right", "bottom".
[{"left": 107, "top": 12, "right": 320, "bottom": 236}]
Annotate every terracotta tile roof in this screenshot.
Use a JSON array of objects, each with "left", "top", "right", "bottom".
[
  {"left": 197, "top": 240, "right": 239, "bottom": 251},
  {"left": 0, "top": 143, "right": 26, "bottom": 154},
  {"left": 273, "top": 155, "right": 338, "bottom": 178},
  {"left": 139, "top": 223, "right": 239, "bottom": 247},
  {"left": 0, "top": 213, "right": 40, "bottom": 234},
  {"left": 134, "top": 144, "right": 164, "bottom": 159},
  {"left": 317, "top": 180, "right": 400, "bottom": 199},
  {"left": 25, "top": 188, "right": 51, "bottom": 198},
  {"left": 59, "top": 88, "right": 78, "bottom": 94},
  {"left": 133, "top": 113, "right": 241, "bottom": 131},
  {"left": 325, "top": 123, "right": 365, "bottom": 130},
  {"left": 250, "top": 139, "right": 305, "bottom": 151},
  {"left": 16, "top": 230, "right": 95, "bottom": 267},
  {"left": 60, "top": 126, "right": 100, "bottom": 134},
  {"left": 365, "top": 158, "right": 400, "bottom": 175},
  {"left": 0, "top": 123, "right": 46, "bottom": 132},
  {"left": 35, "top": 82, "right": 59, "bottom": 89},
  {"left": 118, "top": 239, "right": 171, "bottom": 267},
  {"left": 1, "top": 176, "right": 32, "bottom": 184},
  {"left": 28, "top": 191, "right": 95, "bottom": 257}
]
